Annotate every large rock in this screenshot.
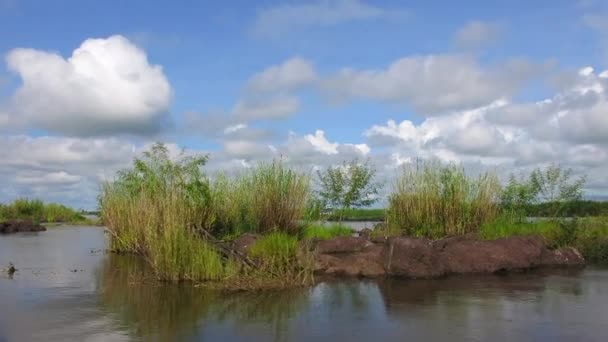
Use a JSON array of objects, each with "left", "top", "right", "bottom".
[
  {"left": 314, "top": 244, "right": 385, "bottom": 277},
  {"left": 383, "top": 237, "right": 445, "bottom": 278},
  {"left": 315, "top": 236, "right": 373, "bottom": 254},
  {"left": 436, "top": 235, "right": 547, "bottom": 274},
  {"left": 313, "top": 233, "right": 586, "bottom": 280},
  {"left": 0, "top": 220, "right": 46, "bottom": 234},
  {"left": 540, "top": 247, "right": 585, "bottom": 266}
]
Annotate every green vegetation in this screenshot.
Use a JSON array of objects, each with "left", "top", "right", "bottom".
[
  {"left": 325, "top": 208, "right": 385, "bottom": 221},
  {"left": 212, "top": 161, "right": 311, "bottom": 236},
  {"left": 381, "top": 162, "right": 608, "bottom": 264},
  {"left": 249, "top": 232, "right": 312, "bottom": 285},
  {"left": 302, "top": 224, "right": 353, "bottom": 240},
  {"left": 100, "top": 143, "right": 313, "bottom": 286},
  {"left": 317, "top": 159, "right": 381, "bottom": 221},
  {"left": 0, "top": 198, "right": 87, "bottom": 223},
  {"left": 387, "top": 161, "right": 501, "bottom": 238}
]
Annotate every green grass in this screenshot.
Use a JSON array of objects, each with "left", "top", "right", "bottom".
[
  {"left": 249, "top": 232, "right": 312, "bottom": 285},
  {"left": 302, "top": 224, "right": 354, "bottom": 240},
  {"left": 387, "top": 161, "right": 501, "bottom": 238},
  {"left": 480, "top": 216, "right": 608, "bottom": 264},
  {"left": 0, "top": 198, "right": 86, "bottom": 223},
  {"left": 326, "top": 208, "right": 385, "bottom": 221},
  {"left": 100, "top": 143, "right": 313, "bottom": 285},
  {"left": 212, "top": 161, "right": 311, "bottom": 236}
]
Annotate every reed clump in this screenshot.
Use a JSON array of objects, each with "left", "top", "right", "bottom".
[
  {"left": 100, "top": 143, "right": 313, "bottom": 285},
  {"left": 0, "top": 198, "right": 85, "bottom": 223},
  {"left": 387, "top": 161, "right": 502, "bottom": 238}
]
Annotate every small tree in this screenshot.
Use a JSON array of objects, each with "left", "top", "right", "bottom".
[
  {"left": 502, "top": 164, "right": 586, "bottom": 219},
  {"left": 529, "top": 164, "right": 586, "bottom": 217},
  {"left": 317, "top": 159, "right": 381, "bottom": 221}
]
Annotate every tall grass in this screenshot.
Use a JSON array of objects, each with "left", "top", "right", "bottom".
[
  {"left": 387, "top": 161, "right": 501, "bottom": 238},
  {"left": 0, "top": 198, "right": 85, "bottom": 223},
  {"left": 101, "top": 143, "right": 233, "bottom": 281},
  {"left": 101, "top": 144, "right": 312, "bottom": 284},
  {"left": 213, "top": 161, "right": 311, "bottom": 236},
  {"left": 249, "top": 232, "right": 313, "bottom": 286}
]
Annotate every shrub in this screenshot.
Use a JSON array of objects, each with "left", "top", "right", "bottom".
[{"left": 387, "top": 161, "right": 501, "bottom": 238}]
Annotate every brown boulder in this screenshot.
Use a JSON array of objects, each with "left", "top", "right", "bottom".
[
  {"left": 315, "top": 236, "right": 373, "bottom": 254},
  {"left": 383, "top": 237, "right": 445, "bottom": 278},
  {"left": 540, "top": 247, "right": 585, "bottom": 266},
  {"left": 0, "top": 220, "right": 46, "bottom": 234},
  {"left": 437, "top": 235, "right": 546, "bottom": 274},
  {"left": 314, "top": 244, "right": 385, "bottom": 277}
]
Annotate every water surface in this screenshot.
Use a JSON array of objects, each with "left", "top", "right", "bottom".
[{"left": 1, "top": 226, "right": 607, "bottom": 341}]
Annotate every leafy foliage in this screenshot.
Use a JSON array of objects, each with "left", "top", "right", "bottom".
[
  {"left": 316, "top": 159, "right": 381, "bottom": 220},
  {"left": 502, "top": 164, "right": 586, "bottom": 219}
]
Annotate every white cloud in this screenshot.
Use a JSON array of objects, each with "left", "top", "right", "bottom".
[
  {"left": 247, "top": 57, "right": 317, "bottom": 93},
  {"left": 233, "top": 95, "right": 299, "bottom": 121},
  {"left": 454, "top": 20, "right": 501, "bottom": 49},
  {"left": 305, "top": 130, "right": 339, "bottom": 154},
  {"left": 15, "top": 171, "right": 82, "bottom": 186},
  {"left": 5, "top": 35, "right": 172, "bottom": 136},
  {"left": 253, "top": 0, "right": 393, "bottom": 37},
  {"left": 321, "top": 54, "right": 532, "bottom": 114}
]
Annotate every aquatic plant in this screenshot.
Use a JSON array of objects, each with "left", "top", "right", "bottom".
[
  {"left": 212, "top": 161, "right": 311, "bottom": 236},
  {"left": 387, "top": 161, "right": 501, "bottom": 238}
]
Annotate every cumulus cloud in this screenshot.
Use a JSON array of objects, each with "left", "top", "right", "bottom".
[
  {"left": 253, "top": 0, "right": 396, "bottom": 37},
  {"left": 247, "top": 57, "right": 317, "bottom": 93},
  {"left": 454, "top": 20, "right": 501, "bottom": 49},
  {"left": 321, "top": 54, "right": 534, "bottom": 114},
  {"left": 4, "top": 35, "right": 172, "bottom": 136}
]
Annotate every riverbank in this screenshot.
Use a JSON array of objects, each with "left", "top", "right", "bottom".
[{"left": 233, "top": 232, "right": 585, "bottom": 281}]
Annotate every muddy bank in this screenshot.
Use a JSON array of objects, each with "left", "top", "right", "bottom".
[
  {"left": 0, "top": 220, "right": 46, "bottom": 234},
  {"left": 306, "top": 233, "right": 585, "bottom": 279}
]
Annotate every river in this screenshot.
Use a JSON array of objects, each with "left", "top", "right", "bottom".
[{"left": 1, "top": 226, "right": 607, "bottom": 341}]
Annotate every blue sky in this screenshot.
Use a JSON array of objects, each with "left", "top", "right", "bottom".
[{"left": 1, "top": 0, "right": 608, "bottom": 208}]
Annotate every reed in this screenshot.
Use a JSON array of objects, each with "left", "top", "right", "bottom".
[{"left": 387, "top": 161, "right": 501, "bottom": 238}]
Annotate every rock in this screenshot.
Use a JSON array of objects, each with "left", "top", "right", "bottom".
[
  {"left": 358, "top": 228, "right": 372, "bottom": 238},
  {"left": 314, "top": 244, "right": 385, "bottom": 277},
  {"left": 0, "top": 220, "right": 46, "bottom": 234},
  {"left": 312, "top": 233, "right": 586, "bottom": 280},
  {"left": 383, "top": 237, "right": 445, "bottom": 278},
  {"left": 437, "top": 235, "right": 546, "bottom": 274},
  {"left": 232, "top": 233, "right": 259, "bottom": 256},
  {"left": 373, "top": 222, "right": 387, "bottom": 231},
  {"left": 7, "top": 263, "right": 16, "bottom": 276},
  {"left": 315, "top": 236, "right": 373, "bottom": 254},
  {"left": 540, "top": 247, "right": 585, "bottom": 266}
]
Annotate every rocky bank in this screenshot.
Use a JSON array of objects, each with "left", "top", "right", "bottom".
[
  {"left": 0, "top": 220, "right": 46, "bottom": 234},
  {"left": 233, "top": 232, "right": 585, "bottom": 279}
]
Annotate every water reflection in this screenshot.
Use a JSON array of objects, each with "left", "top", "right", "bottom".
[{"left": 2, "top": 227, "right": 608, "bottom": 342}]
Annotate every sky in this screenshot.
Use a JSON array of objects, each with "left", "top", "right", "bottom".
[{"left": 1, "top": 0, "right": 608, "bottom": 209}]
